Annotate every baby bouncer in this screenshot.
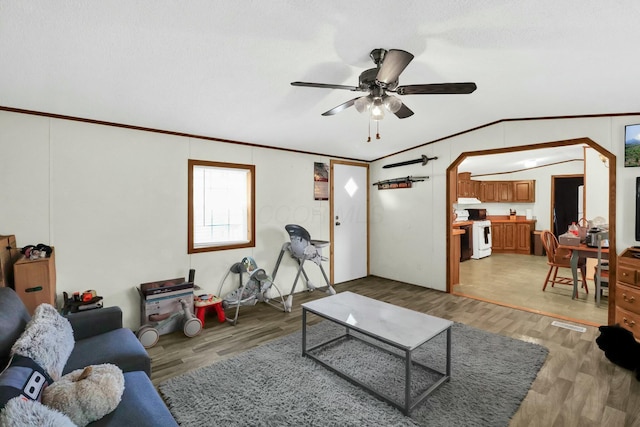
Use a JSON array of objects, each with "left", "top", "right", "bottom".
[
  {"left": 272, "top": 224, "right": 337, "bottom": 312},
  {"left": 216, "top": 256, "right": 287, "bottom": 325}
]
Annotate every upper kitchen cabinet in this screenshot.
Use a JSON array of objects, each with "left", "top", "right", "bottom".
[
  {"left": 478, "top": 180, "right": 535, "bottom": 203},
  {"left": 480, "top": 181, "right": 498, "bottom": 202},
  {"left": 457, "top": 172, "right": 475, "bottom": 198},
  {"left": 457, "top": 170, "right": 535, "bottom": 203},
  {"left": 513, "top": 180, "right": 535, "bottom": 203}
]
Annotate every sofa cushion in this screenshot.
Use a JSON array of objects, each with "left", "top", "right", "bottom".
[
  {"left": 11, "top": 304, "right": 74, "bottom": 380},
  {"left": 64, "top": 328, "right": 151, "bottom": 377},
  {"left": 0, "top": 288, "right": 31, "bottom": 371},
  {"left": 89, "top": 371, "right": 178, "bottom": 427}
]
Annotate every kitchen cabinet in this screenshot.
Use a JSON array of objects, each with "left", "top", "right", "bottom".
[
  {"left": 479, "top": 180, "right": 535, "bottom": 203},
  {"left": 491, "top": 222, "right": 504, "bottom": 250},
  {"left": 515, "top": 223, "right": 532, "bottom": 253},
  {"left": 481, "top": 181, "right": 498, "bottom": 202},
  {"left": 457, "top": 172, "right": 476, "bottom": 198},
  {"left": 492, "top": 222, "right": 516, "bottom": 251},
  {"left": 513, "top": 180, "right": 536, "bottom": 202},
  {"left": 497, "top": 181, "right": 513, "bottom": 202},
  {"left": 490, "top": 219, "right": 534, "bottom": 254},
  {"left": 473, "top": 181, "right": 481, "bottom": 199},
  {"left": 451, "top": 228, "right": 465, "bottom": 285},
  {"left": 458, "top": 178, "right": 474, "bottom": 198},
  {"left": 616, "top": 248, "right": 640, "bottom": 340}
]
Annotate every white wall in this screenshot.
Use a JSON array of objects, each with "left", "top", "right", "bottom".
[
  {"left": 3, "top": 109, "right": 640, "bottom": 325},
  {"left": 584, "top": 147, "right": 610, "bottom": 223},
  {"left": 370, "top": 115, "right": 639, "bottom": 291},
  {"left": 0, "top": 110, "right": 331, "bottom": 329}
]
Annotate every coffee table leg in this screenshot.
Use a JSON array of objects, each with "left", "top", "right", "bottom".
[
  {"left": 446, "top": 327, "right": 452, "bottom": 378},
  {"left": 302, "top": 308, "right": 307, "bottom": 357},
  {"left": 405, "top": 349, "right": 412, "bottom": 415}
]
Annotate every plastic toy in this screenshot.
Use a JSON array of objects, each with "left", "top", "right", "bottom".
[{"left": 136, "top": 298, "right": 202, "bottom": 348}]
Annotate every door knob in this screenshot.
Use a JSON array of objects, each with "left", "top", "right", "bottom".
[{"left": 335, "top": 221, "right": 341, "bottom": 226}]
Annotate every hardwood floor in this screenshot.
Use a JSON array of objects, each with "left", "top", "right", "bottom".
[
  {"left": 149, "top": 276, "right": 638, "bottom": 426},
  {"left": 454, "top": 253, "right": 608, "bottom": 326}
]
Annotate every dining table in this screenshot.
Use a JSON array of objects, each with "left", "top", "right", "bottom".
[{"left": 557, "top": 243, "right": 609, "bottom": 300}]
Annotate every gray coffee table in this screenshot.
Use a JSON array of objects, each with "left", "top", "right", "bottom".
[{"left": 301, "top": 291, "right": 452, "bottom": 415}]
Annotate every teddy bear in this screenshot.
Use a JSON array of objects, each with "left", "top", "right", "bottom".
[{"left": 42, "top": 363, "right": 124, "bottom": 426}]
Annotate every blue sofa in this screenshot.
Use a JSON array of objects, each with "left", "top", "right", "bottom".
[{"left": 0, "top": 287, "right": 177, "bottom": 426}]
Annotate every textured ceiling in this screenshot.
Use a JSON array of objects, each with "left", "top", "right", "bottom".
[{"left": 1, "top": 1, "right": 640, "bottom": 162}]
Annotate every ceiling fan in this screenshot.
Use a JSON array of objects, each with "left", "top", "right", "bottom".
[{"left": 291, "top": 48, "right": 477, "bottom": 120}]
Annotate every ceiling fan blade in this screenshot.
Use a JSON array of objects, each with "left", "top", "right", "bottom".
[
  {"left": 375, "top": 49, "right": 414, "bottom": 86},
  {"left": 395, "top": 82, "right": 477, "bottom": 95},
  {"left": 291, "top": 81, "right": 359, "bottom": 91},
  {"left": 321, "top": 97, "right": 360, "bottom": 116},
  {"left": 394, "top": 103, "right": 414, "bottom": 119}
]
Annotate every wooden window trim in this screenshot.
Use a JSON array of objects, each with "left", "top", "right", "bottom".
[{"left": 188, "top": 159, "right": 255, "bottom": 254}]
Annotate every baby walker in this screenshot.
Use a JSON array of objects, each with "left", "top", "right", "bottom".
[
  {"left": 216, "top": 257, "right": 287, "bottom": 325},
  {"left": 271, "top": 224, "right": 336, "bottom": 312}
]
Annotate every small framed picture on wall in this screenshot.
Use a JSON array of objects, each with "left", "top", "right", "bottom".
[
  {"left": 314, "top": 162, "right": 329, "bottom": 200},
  {"left": 625, "top": 124, "right": 640, "bottom": 167}
]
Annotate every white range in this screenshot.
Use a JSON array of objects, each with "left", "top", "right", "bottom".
[{"left": 471, "top": 220, "right": 492, "bottom": 259}]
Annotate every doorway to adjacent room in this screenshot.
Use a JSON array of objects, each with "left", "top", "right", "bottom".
[{"left": 446, "top": 137, "right": 616, "bottom": 326}]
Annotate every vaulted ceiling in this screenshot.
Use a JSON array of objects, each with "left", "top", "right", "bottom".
[{"left": 2, "top": 1, "right": 639, "bottom": 162}]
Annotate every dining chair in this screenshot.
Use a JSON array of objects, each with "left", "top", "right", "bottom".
[
  {"left": 594, "top": 230, "right": 609, "bottom": 307},
  {"left": 540, "top": 230, "right": 588, "bottom": 297}
]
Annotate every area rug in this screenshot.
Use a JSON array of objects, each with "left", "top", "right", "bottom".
[{"left": 159, "top": 321, "right": 548, "bottom": 427}]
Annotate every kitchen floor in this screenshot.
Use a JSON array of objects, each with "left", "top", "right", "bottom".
[{"left": 453, "top": 252, "right": 608, "bottom": 326}]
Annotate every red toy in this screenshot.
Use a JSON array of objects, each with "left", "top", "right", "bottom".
[{"left": 194, "top": 294, "right": 225, "bottom": 325}]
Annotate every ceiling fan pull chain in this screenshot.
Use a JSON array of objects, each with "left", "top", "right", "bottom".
[
  {"left": 367, "top": 120, "right": 371, "bottom": 142},
  {"left": 376, "top": 121, "right": 380, "bottom": 140}
]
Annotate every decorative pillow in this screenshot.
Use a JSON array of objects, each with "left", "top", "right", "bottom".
[
  {"left": 0, "top": 355, "right": 53, "bottom": 409},
  {"left": 0, "top": 396, "right": 75, "bottom": 427},
  {"left": 11, "top": 304, "right": 74, "bottom": 381},
  {"left": 43, "top": 364, "right": 125, "bottom": 427}
]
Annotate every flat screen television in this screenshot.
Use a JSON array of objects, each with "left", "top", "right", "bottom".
[{"left": 625, "top": 124, "right": 640, "bottom": 167}]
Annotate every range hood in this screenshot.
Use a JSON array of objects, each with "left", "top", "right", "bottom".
[{"left": 456, "top": 197, "right": 482, "bottom": 205}]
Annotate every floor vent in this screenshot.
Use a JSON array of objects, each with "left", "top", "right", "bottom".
[{"left": 551, "top": 320, "right": 587, "bottom": 333}]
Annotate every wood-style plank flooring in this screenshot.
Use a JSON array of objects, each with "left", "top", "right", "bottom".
[
  {"left": 454, "top": 253, "right": 608, "bottom": 326},
  {"left": 149, "top": 276, "right": 638, "bottom": 426}
]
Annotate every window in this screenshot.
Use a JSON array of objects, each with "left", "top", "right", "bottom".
[{"left": 188, "top": 159, "right": 255, "bottom": 253}]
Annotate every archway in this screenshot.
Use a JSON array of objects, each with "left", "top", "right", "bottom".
[{"left": 446, "top": 137, "right": 617, "bottom": 325}]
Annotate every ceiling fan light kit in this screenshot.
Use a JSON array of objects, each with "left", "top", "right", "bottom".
[
  {"left": 370, "top": 98, "right": 385, "bottom": 121},
  {"left": 291, "top": 48, "right": 477, "bottom": 141}
]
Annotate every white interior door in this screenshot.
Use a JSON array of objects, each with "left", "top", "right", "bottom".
[{"left": 332, "top": 162, "right": 368, "bottom": 284}]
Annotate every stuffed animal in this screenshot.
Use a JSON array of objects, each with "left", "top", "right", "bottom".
[
  {"left": 596, "top": 324, "right": 640, "bottom": 380},
  {"left": 0, "top": 397, "right": 75, "bottom": 427},
  {"left": 11, "top": 303, "right": 74, "bottom": 381},
  {"left": 42, "top": 364, "right": 124, "bottom": 426}
]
